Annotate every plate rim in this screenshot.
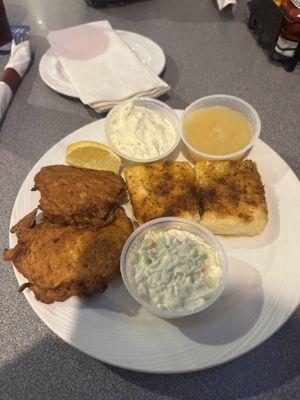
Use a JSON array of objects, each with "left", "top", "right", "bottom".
[
  {"left": 8, "top": 113, "right": 300, "bottom": 373},
  {"left": 116, "top": 29, "right": 166, "bottom": 76},
  {"left": 39, "top": 48, "right": 78, "bottom": 98}
]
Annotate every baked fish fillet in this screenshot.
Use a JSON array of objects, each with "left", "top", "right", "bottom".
[
  {"left": 195, "top": 160, "right": 268, "bottom": 235},
  {"left": 125, "top": 161, "right": 199, "bottom": 224}
]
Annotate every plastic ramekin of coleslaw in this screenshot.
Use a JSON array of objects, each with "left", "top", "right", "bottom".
[{"left": 120, "top": 217, "right": 228, "bottom": 319}]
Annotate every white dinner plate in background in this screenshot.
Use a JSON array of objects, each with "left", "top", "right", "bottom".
[{"left": 39, "top": 30, "right": 166, "bottom": 98}]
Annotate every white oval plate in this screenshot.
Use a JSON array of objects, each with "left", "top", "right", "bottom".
[
  {"left": 9, "top": 111, "right": 300, "bottom": 373},
  {"left": 39, "top": 30, "right": 166, "bottom": 98}
]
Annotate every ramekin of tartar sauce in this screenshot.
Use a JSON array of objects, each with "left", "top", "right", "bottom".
[
  {"left": 120, "top": 217, "right": 228, "bottom": 319},
  {"left": 105, "top": 98, "right": 180, "bottom": 163}
]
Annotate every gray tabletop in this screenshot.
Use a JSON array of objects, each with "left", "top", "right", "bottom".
[{"left": 1, "top": 0, "right": 299, "bottom": 399}]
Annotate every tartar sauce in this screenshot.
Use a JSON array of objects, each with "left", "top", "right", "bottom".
[
  {"left": 108, "top": 101, "right": 177, "bottom": 160},
  {"left": 128, "top": 229, "right": 222, "bottom": 312}
]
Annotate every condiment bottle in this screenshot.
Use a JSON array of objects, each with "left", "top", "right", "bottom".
[
  {"left": 0, "top": 0, "right": 12, "bottom": 47},
  {"left": 280, "top": 0, "right": 300, "bottom": 41}
]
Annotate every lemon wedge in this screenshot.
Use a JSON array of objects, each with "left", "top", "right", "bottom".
[{"left": 66, "top": 140, "right": 121, "bottom": 174}]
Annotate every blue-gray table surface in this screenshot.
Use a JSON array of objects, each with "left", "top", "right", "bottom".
[{"left": 1, "top": 0, "right": 299, "bottom": 399}]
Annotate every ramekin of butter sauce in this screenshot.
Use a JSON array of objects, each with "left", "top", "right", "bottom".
[
  {"left": 105, "top": 98, "right": 180, "bottom": 164},
  {"left": 181, "top": 94, "right": 261, "bottom": 162},
  {"left": 120, "top": 217, "right": 228, "bottom": 319}
]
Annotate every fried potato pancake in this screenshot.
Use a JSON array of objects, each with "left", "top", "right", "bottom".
[
  {"left": 124, "top": 161, "right": 199, "bottom": 224},
  {"left": 3, "top": 208, "right": 133, "bottom": 303},
  {"left": 195, "top": 160, "right": 268, "bottom": 235},
  {"left": 33, "top": 165, "right": 126, "bottom": 228}
]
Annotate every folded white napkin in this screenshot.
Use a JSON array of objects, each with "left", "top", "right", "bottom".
[
  {"left": 47, "top": 21, "right": 170, "bottom": 112},
  {"left": 0, "top": 40, "right": 31, "bottom": 120},
  {"left": 216, "top": 0, "right": 237, "bottom": 11}
]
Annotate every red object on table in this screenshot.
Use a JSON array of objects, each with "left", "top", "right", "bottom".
[
  {"left": 281, "top": 0, "right": 300, "bottom": 40},
  {"left": 0, "top": 0, "right": 12, "bottom": 47}
]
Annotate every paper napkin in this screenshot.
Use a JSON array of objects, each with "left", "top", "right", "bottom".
[
  {"left": 48, "top": 21, "right": 170, "bottom": 112},
  {"left": 216, "top": 0, "right": 237, "bottom": 12},
  {"left": 0, "top": 40, "right": 31, "bottom": 121}
]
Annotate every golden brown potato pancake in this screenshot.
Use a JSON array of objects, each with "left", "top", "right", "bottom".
[
  {"left": 33, "top": 165, "right": 126, "bottom": 228},
  {"left": 3, "top": 208, "right": 133, "bottom": 303}
]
